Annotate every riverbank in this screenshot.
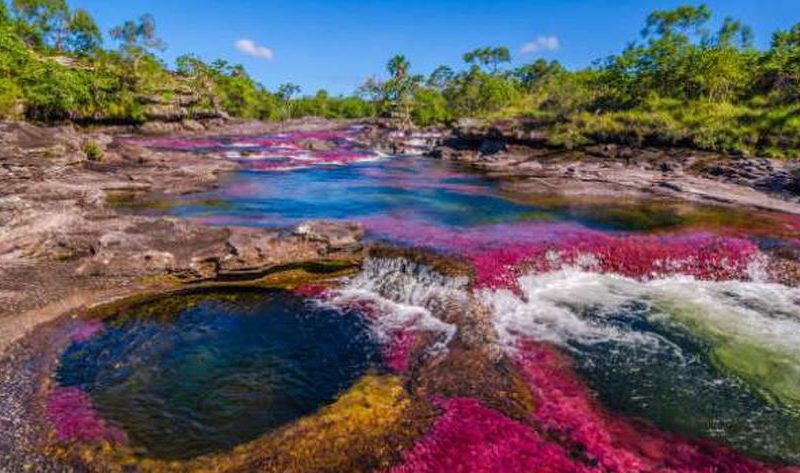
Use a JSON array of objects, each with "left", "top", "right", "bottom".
[
  {"left": 389, "top": 118, "right": 800, "bottom": 215},
  {"left": 0, "top": 117, "right": 368, "bottom": 356}
]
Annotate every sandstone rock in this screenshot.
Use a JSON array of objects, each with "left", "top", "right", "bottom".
[
  {"left": 297, "top": 138, "right": 335, "bottom": 151},
  {"left": 293, "top": 221, "right": 365, "bottom": 252}
]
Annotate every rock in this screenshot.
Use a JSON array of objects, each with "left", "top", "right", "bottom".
[
  {"left": 297, "top": 138, "right": 335, "bottom": 152},
  {"left": 293, "top": 221, "right": 365, "bottom": 252},
  {"left": 479, "top": 139, "right": 506, "bottom": 156},
  {"left": 181, "top": 119, "right": 206, "bottom": 132}
]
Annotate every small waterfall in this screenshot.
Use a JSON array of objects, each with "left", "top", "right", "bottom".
[{"left": 329, "top": 257, "right": 464, "bottom": 355}]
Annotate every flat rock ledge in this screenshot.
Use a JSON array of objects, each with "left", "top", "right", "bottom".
[{"left": 0, "top": 120, "right": 366, "bottom": 356}]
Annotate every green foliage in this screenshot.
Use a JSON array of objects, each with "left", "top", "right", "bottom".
[
  {"left": 82, "top": 141, "right": 103, "bottom": 161},
  {"left": 463, "top": 46, "right": 511, "bottom": 73},
  {"left": 0, "top": 1, "right": 9, "bottom": 23},
  {"left": 64, "top": 8, "right": 100, "bottom": 55},
  {"left": 760, "top": 24, "right": 800, "bottom": 103},
  {"left": 0, "top": 0, "right": 798, "bottom": 158},
  {"left": 442, "top": 66, "right": 520, "bottom": 116},
  {"left": 20, "top": 59, "right": 91, "bottom": 120},
  {"left": 411, "top": 88, "right": 450, "bottom": 126}
]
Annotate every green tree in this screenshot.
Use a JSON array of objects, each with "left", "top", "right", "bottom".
[
  {"left": 514, "top": 59, "right": 564, "bottom": 91},
  {"left": 463, "top": 46, "right": 511, "bottom": 73},
  {"left": 426, "top": 65, "right": 454, "bottom": 90},
  {"left": 0, "top": 1, "right": 9, "bottom": 24},
  {"left": 109, "top": 14, "right": 166, "bottom": 82},
  {"left": 63, "top": 8, "right": 100, "bottom": 55},
  {"left": 384, "top": 54, "right": 421, "bottom": 126},
  {"left": 761, "top": 23, "right": 800, "bottom": 102},
  {"left": 275, "top": 82, "right": 301, "bottom": 119},
  {"left": 11, "top": 0, "right": 68, "bottom": 49},
  {"left": 444, "top": 66, "right": 519, "bottom": 116}
]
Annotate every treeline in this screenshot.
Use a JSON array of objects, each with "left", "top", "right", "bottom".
[
  {"left": 1, "top": 1, "right": 799, "bottom": 157},
  {"left": 0, "top": 0, "right": 373, "bottom": 123},
  {"left": 366, "top": 5, "right": 800, "bottom": 157}
]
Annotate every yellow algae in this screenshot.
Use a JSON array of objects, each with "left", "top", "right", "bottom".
[{"left": 51, "top": 374, "right": 432, "bottom": 473}]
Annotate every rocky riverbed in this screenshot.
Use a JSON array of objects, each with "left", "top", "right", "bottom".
[
  {"left": 2, "top": 116, "right": 800, "bottom": 352},
  {"left": 2, "top": 117, "right": 800, "bottom": 473},
  {"left": 411, "top": 119, "right": 800, "bottom": 214},
  {"left": 0, "top": 118, "right": 369, "bottom": 356}
]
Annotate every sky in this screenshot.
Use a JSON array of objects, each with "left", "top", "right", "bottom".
[{"left": 71, "top": 0, "right": 800, "bottom": 95}]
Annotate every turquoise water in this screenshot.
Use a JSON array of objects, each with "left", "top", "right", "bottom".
[
  {"left": 56, "top": 288, "right": 380, "bottom": 459},
  {"left": 135, "top": 156, "right": 741, "bottom": 234}
]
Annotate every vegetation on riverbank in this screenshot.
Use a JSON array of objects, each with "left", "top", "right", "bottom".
[
  {"left": 0, "top": 0, "right": 374, "bottom": 123},
  {"left": 1, "top": 1, "right": 798, "bottom": 157},
  {"left": 368, "top": 5, "right": 800, "bottom": 157}
]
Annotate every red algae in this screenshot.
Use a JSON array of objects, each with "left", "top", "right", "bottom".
[
  {"left": 69, "top": 319, "right": 104, "bottom": 343},
  {"left": 387, "top": 397, "right": 590, "bottom": 473},
  {"left": 292, "top": 284, "right": 332, "bottom": 299},
  {"left": 361, "top": 218, "right": 762, "bottom": 291},
  {"left": 470, "top": 232, "right": 760, "bottom": 290},
  {"left": 381, "top": 329, "right": 417, "bottom": 372},
  {"left": 46, "top": 387, "right": 127, "bottom": 445},
  {"left": 515, "top": 341, "right": 800, "bottom": 473}
]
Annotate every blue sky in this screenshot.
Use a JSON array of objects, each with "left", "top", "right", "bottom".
[{"left": 71, "top": 0, "right": 799, "bottom": 95}]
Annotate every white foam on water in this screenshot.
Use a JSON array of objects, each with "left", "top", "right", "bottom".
[
  {"left": 326, "top": 257, "right": 462, "bottom": 353},
  {"left": 483, "top": 268, "right": 800, "bottom": 355}
]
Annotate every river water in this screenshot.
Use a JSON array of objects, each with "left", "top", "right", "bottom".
[{"left": 48, "top": 129, "right": 800, "bottom": 471}]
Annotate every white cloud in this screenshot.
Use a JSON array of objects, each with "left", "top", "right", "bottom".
[
  {"left": 235, "top": 39, "right": 274, "bottom": 60},
  {"left": 520, "top": 36, "right": 560, "bottom": 54}
]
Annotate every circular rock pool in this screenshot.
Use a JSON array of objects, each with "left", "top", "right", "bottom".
[{"left": 51, "top": 287, "right": 381, "bottom": 460}]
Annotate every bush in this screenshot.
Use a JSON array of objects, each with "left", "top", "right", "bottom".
[
  {"left": 82, "top": 141, "right": 104, "bottom": 161},
  {"left": 411, "top": 88, "right": 450, "bottom": 126}
]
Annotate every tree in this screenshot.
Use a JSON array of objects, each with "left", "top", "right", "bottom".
[
  {"left": 276, "top": 82, "right": 301, "bottom": 119},
  {"left": 110, "top": 13, "right": 165, "bottom": 55},
  {"left": 761, "top": 23, "right": 800, "bottom": 101},
  {"left": 641, "top": 4, "right": 712, "bottom": 41},
  {"left": 11, "top": 0, "right": 67, "bottom": 48},
  {"left": 427, "top": 65, "right": 454, "bottom": 90},
  {"left": 463, "top": 46, "right": 511, "bottom": 73},
  {"left": 0, "top": 1, "right": 9, "bottom": 24},
  {"left": 110, "top": 14, "right": 165, "bottom": 77},
  {"left": 9, "top": 0, "right": 99, "bottom": 54},
  {"left": 514, "top": 59, "right": 564, "bottom": 90},
  {"left": 384, "top": 54, "right": 421, "bottom": 127},
  {"left": 387, "top": 54, "right": 410, "bottom": 80},
  {"left": 276, "top": 82, "right": 301, "bottom": 101},
  {"left": 63, "top": 8, "right": 100, "bottom": 55}
]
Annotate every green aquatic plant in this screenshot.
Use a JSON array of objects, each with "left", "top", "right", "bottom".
[{"left": 654, "top": 294, "right": 800, "bottom": 414}]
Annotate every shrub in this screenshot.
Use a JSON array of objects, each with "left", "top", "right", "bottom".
[{"left": 82, "top": 141, "right": 104, "bottom": 161}]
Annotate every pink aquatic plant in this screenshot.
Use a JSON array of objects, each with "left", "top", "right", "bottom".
[
  {"left": 361, "top": 218, "right": 762, "bottom": 291},
  {"left": 70, "top": 319, "right": 104, "bottom": 343},
  {"left": 387, "top": 397, "right": 591, "bottom": 473},
  {"left": 515, "top": 341, "right": 800, "bottom": 473},
  {"left": 293, "top": 284, "right": 332, "bottom": 299},
  {"left": 381, "top": 329, "right": 417, "bottom": 372},
  {"left": 45, "top": 387, "right": 127, "bottom": 445},
  {"left": 470, "top": 232, "right": 761, "bottom": 290}
]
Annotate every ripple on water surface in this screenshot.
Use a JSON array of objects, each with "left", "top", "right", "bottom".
[{"left": 54, "top": 288, "right": 381, "bottom": 460}]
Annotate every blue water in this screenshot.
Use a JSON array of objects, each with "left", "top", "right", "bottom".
[
  {"left": 56, "top": 288, "right": 380, "bottom": 459},
  {"left": 141, "top": 157, "right": 711, "bottom": 233}
]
